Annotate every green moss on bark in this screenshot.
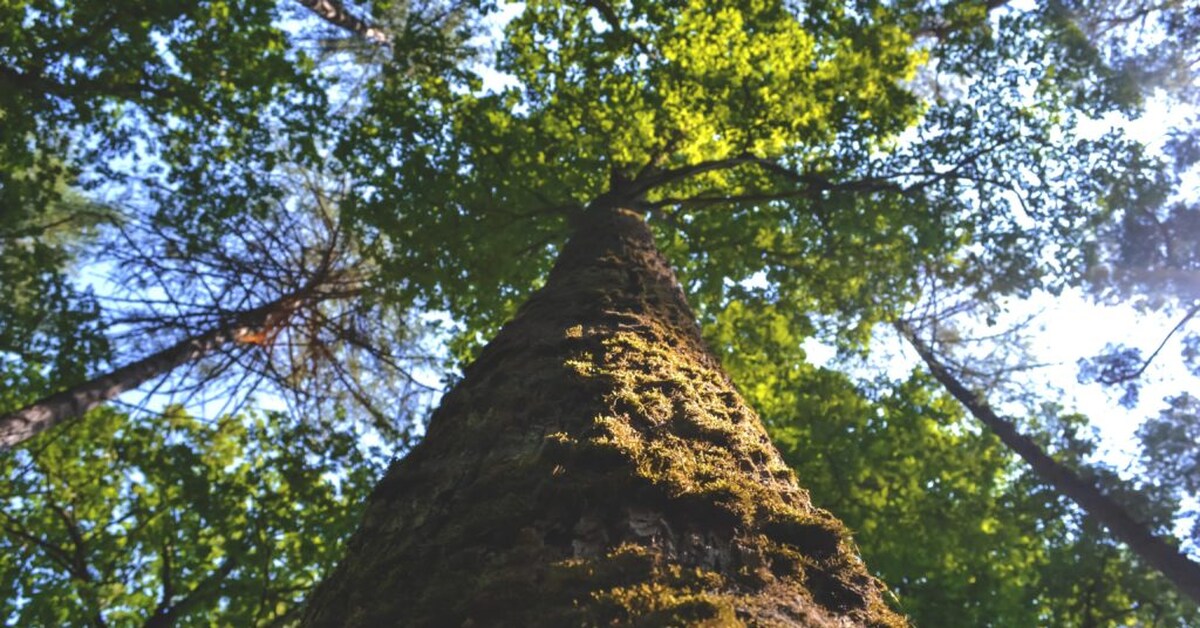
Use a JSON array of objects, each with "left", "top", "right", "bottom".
[{"left": 302, "top": 207, "right": 905, "bottom": 627}]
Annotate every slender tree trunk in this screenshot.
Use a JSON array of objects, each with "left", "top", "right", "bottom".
[
  {"left": 897, "top": 320, "right": 1200, "bottom": 605},
  {"left": 303, "top": 205, "right": 903, "bottom": 626},
  {"left": 293, "top": 0, "right": 390, "bottom": 45},
  {"left": 0, "top": 295, "right": 301, "bottom": 451}
]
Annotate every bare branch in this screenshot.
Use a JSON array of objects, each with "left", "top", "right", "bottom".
[{"left": 1096, "top": 301, "right": 1200, "bottom": 385}]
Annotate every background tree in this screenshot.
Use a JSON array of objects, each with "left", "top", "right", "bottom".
[
  {"left": 1, "top": 185, "right": 439, "bottom": 449},
  {"left": 904, "top": 0, "right": 1200, "bottom": 610},
  {"left": 715, "top": 295, "right": 1200, "bottom": 623},
  {"left": 0, "top": 183, "right": 111, "bottom": 432},
  {"left": 899, "top": 317, "right": 1200, "bottom": 603},
  {"left": 0, "top": 0, "right": 476, "bottom": 448}
]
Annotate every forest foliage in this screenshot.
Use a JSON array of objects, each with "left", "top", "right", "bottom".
[{"left": 2, "top": 0, "right": 1199, "bottom": 624}]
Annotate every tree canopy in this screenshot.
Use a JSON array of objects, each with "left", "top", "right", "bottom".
[{"left": 2, "top": 0, "right": 1199, "bottom": 624}]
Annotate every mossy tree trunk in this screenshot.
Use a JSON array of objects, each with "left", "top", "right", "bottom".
[{"left": 302, "top": 204, "right": 903, "bottom": 626}]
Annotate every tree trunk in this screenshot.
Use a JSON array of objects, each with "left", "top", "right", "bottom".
[
  {"left": 0, "top": 295, "right": 301, "bottom": 451},
  {"left": 897, "top": 320, "right": 1200, "bottom": 605},
  {"left": 302, "top": 206, "right": 903, "bottom": 626}
]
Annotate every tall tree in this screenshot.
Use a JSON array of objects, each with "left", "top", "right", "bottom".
[
  {"left": 298, "top": 0, "right": 945, "bottom": 620},
  {"left": 908, "top": 0, "right": 1200, "bottom": 604},
  {"left": 303, "top": 204, "right": 903, "bottom": 625}
]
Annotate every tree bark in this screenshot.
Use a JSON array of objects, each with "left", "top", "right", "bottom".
[
  {"left": 0, "top": 295, "right": 301, "bottom": 451},
  {"left": 302, "top": 205, "right": 903, "bottom": 626},
  {"left": 897, "top": 320, "right": 1200, "bottom": 606}
]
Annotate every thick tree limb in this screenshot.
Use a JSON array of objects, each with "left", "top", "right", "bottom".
[
  {"left": 293, "top": 0, "right": 390, "bottom": 45},
  {"left": 0, "top": 293, "right": 307, "bottom": 451},
  {"left": 624, "top": 141, "right": 1014, "bottom": 214},
  {"left": 897, "top": 319, "right": 1200, "bottom": 605},
  {"left": 0, "top": 213, "right": 360, "bottom": 452}
]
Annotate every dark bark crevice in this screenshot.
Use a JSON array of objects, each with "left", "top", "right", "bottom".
[{"left": 302, "top": 207, "right": 902, "bottom": 626}]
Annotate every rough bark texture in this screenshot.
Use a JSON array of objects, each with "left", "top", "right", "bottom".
[
  {"left": 302, "top": 206, "right": 903, "bottom": 626},
  {"left": 898, "top": 320, "right": 1200, "bottom": 606}
]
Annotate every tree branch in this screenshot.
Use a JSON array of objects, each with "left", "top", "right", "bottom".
[
  {"left": 142, "top": 554, "right": 239, "bottom": 628},
  {"left": 293, "top": 0, "right": 390, "bottom": 45},
  {"left": 1097, "top": 301, "right": 1200, "bottom": 385}
]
